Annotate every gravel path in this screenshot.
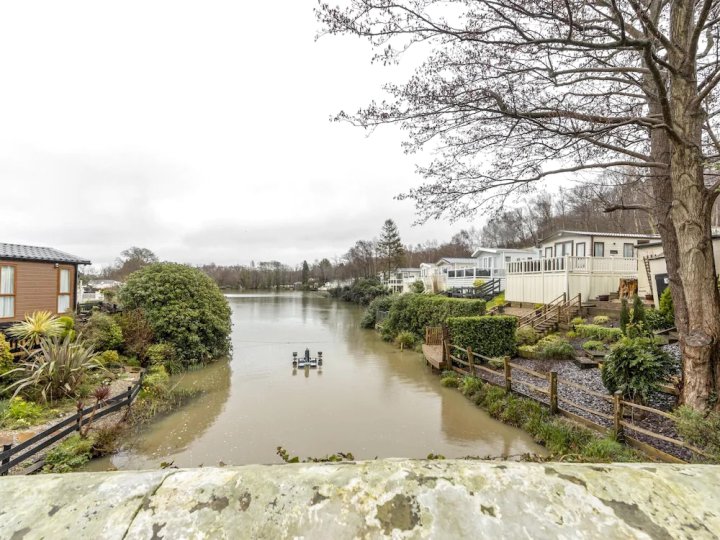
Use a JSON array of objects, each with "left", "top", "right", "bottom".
[{"left": 456, "top": 346, "right": 690, "bottom": 461}]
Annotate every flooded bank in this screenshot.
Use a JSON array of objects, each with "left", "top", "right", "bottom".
[{"left": 86, "top": 292, "right": 543, "bottom": 470}]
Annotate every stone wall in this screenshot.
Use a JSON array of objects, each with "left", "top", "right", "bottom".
[{"left": 0, "top": 460, "right": 718, "bottom": 539}]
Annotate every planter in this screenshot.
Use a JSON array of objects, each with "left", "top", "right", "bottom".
[{"left": 597, "top": 294, "right": 610, "bottom": 302}]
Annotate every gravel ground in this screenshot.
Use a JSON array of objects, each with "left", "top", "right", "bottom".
[{"left": 456, "top": 345, "right": 690, "bottom": 461}]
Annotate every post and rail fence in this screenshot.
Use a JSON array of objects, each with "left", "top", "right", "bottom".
[
  {"left": 0, "top": 370, "right": 145, "bottom": 476},
  {"left": 441, "top": 340, "right": 709, "bottom": 463}
]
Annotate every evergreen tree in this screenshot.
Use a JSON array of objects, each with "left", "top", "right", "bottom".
[
  {"left": 619, "top": 298, "right": 630, "bottom": 336},
  {"left": 301, "top": 260, "right": 310, "bottom": 286},
  {"left": 376, "top": 219, "right": 405, "bottom": 279}
]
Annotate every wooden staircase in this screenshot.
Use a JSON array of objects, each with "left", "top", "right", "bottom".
[{"left": 516, "top": 293, "right": 582, "bottom": 335}]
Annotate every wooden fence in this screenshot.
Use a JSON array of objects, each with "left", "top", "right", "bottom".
[
  {"left": 0, "top": 372, "right": 145, "bottom": 476},
  {"left": 444, "top": 343, "right": 709, "bottom": 463}
]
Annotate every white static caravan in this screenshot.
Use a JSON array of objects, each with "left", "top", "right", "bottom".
[
  {"left": 505, "top": 230, "right": 659, "bottom": 305},
  {"left": 385, "top": 267, "right": 423, "bottom": 293},
  {"left": 470, "top": 247, "right": 540, "bottom": 291}
]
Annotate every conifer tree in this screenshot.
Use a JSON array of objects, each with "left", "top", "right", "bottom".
[{"left": 376, "top": 219, "right": 405, "bottom": 279}]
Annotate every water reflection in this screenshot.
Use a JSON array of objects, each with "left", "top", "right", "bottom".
[{"left": 86, "top": 292, "right": 543, "bottom": 470}]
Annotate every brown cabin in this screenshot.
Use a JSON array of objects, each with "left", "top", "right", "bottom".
[{"left": 0, "top": 243, "right": 91, "bottom": 325}]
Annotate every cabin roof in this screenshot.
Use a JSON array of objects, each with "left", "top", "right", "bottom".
[
  {"left": 0, "top": 242, "right": 91, "bottom": 265},
  {"left": 471, "top": 247, "right": 536, "bottom": 257},
  {"left": 436, "top": 257, "right": 478, "bottom": 265},
  {"left": 539, "top": 230, "right": 660, "bottom": 244}
]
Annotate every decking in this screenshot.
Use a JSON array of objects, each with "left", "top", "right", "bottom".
[{"left": 422, "top": 344, "right": 445, "bottom": 370}]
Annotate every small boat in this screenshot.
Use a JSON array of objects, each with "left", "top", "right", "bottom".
[{"left": 292, "top": 348, "right": 323, "bottom": 368}]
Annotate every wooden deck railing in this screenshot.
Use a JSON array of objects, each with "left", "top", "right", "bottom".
[
  {"left": 443, "top": 342, "right": 706, "bottom": 463},
  {"left": 0, "top": 371, "right": 145, "bottom": 476}
]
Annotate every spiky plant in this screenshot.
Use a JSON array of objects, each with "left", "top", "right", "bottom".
[
  {"left": 3, "top": 335, "right": 102, "bottom": 403},
  {"left": 7, "top": 311, "right": 63, "bottom": 347}
]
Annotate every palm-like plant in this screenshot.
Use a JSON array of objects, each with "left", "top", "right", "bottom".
[
  {"left": 7, "top": 311, "right": 63, "bottom": 347},
  {"left": 3, "top": 335, "right": 102, "bottom": 403}
]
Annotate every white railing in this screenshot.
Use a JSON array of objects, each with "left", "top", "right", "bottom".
[{"left": 508, "top": 256, "right": 637, "bottom": 275}]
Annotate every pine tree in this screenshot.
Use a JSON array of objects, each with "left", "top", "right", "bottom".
[
  {"left": 377, "top": 219, "right": 405, "bottom": 279},
  {"left": 301, "top": 260, "right": 310, "bottom": 286}
]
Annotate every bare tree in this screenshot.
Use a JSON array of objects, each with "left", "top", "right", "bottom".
[{"left": 318, "top": 0, "right": 720, "bottom": 409}]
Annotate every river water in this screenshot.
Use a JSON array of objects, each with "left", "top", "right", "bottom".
[{"left": 87, "top": 292, "right": 543, "bottom": 470}]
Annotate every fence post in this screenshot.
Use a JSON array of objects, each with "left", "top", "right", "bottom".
[
  {"left": 503, "top": 356, "right": 511, "bottom": 392},
  {"left": 126, "top": 385, "right": 133, "bottom": 410},
  {"left": 1, "top": 443, "right": 11, "bottom": 476},
  {"left": 548, "top": 372, "right": 558, "bottom": 414},
  {"left": 75, "top": 401, "right": 83, "bottom": 432},
  {"left": 613, "top": 391, "right": 624, "bottom": 441},
  {"left": 466, "top": 347, "right": 474, "bottom": 376}
]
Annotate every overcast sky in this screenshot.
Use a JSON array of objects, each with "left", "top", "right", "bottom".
[{"left": 0, "top": 0, "right": 482, "bottom": 268}]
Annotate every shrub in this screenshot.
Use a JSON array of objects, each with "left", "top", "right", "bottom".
[
  {"left": 592, "top": 315, "right": 610, "bottom": 325},
  {"left": 383, "top": 294, "right": 486, "bottom": 338},
  {"left": 659, "top": 287, "right": 674, "bottom": 321},
  {"left": 57, "top": 316, "right": 76, "bottom": 341},
  {"left": 82, "top": 312, "right": 123, "bottom": 351},
  {"left": 601, "top": 337, "right": 674, "bottom": 403},
  {"left": 1, "top": 396, "right": 44, "bottom": 428},
  {"left": 330, "top": 278, "right": 388, "bottom": 305},
  {"left": 459, "top": 376, "right": 484, "bottom": 397},
  {"left": 440, "top": 374, "right": 460, "bottom": 387},
  {"left": 575, "top": 324, "right": 623, "bottom": 342},
  {"left": 117, "top": 309, "right": 155, "bottom": 362},
  {"left": 631, "top": 295, "right": 646, "bottom": 325},
  {"left": 361, "top": 295, "right": 396, "bottom": 329},
  {"left": 515, "top": 326, "right": 539, "bottom": 346},
  {"left": 447, "top": 316, "right": 516, "bottom": 357},
  {"left": 120, "top": 263, "right": 232, "bottom": 366},
  {"left": 5, "top": 336, "right": 102, "bottom": 403},
  {"left": 582, "top": 438, "right": 638, "bottom": 462},
  {"left": 565, "top": 330, "right": 577, "bottom": 339},
  {"left": 410, "top": 280, "right": 425, "bottom": 294},
  {"left": 537, "top": 336, "right": 574, "bottom": 360},
  {"left": 570, "top": 317, "right": 585, "bottom": 326},
  {"left": 582, "top": 340, "right": 606, "bottom": 352},
  {"left": 517, "top": 345, "right": 538, "bottom": 358},
  {"left": 645, "top": 309, "right": 673, "bottom": 331},
  {"left": 0, "top": 334, "right": 13, "bottom": 375},
  {"left": 620, "top": 298, "right": 630, "bottom": 334},
  {"left": 7, "top": 312, "right": 63, "bottom": 347},
  {"left": 96, "top": 350, "right": 120, "bottom": 366},
  {"left": 674, "top": 406, "right": 720, "bottom": 463},
  {"left": 147, "top": 342, "right": 182, "bottom": 374},
  {"left": 472, "top": 278, "right": 486, "bottom": 288},
  {"left": 43, "top": 434, "right": 94, "bottom": 473},
  {"left": 394, "top": 331, "right": 416, "bottom": 350}
]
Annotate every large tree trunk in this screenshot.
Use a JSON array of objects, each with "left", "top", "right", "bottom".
[{"left": 657, "top": 3, "right": 720, "bottom": 409}]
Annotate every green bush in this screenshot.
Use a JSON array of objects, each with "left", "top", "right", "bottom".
[
  {"left": 645, "top": 309, "right": 673, "bottom": 331},
  {"left": 447, "top": 316, "right": 516, "bottom": 357},
  {"left": 146, "top": 342, "right": 182, "bottom": 374},
  {"left": 472, "top": 278, "right": 486, "bottom": 288},
  {"left": 570, "top": 317, "right": 585, "bottom": 326},
  {"left": 440, "top": 374, "right": 460, "bottom": 387},
  {"left": 43, "top": 434, "right": 94, "bottom": 473},
  {"left": 120, "top": 263, "right": 232, "bottom": 366},
  {"left": 97, "top": 350, "right": 120, "bottom": 366},
  {"left": 592, "top": 315, "right": 610, "bottom": 325},
  {"left": 410, "top": 280, "right": 425, "bottom": 294},
  {"left": 57, "top": 316, "right": 75, "bottom": 340},
  {"left": 515, "top": 326, "right": 539, "bottom": 346},
  {"left": 459, "top": 376, "right": 484, "bottom": 397},
  {"left": 329, "top": 278, "right": 388, "bottom": 305},
  {"left": 140, "top": 365, "right": 171, "bottom": 400},
  {"left": 674, "top": 406, "right": 720, "bottom": 463},
  {"left": 383, "top": 294, "right": 486, "bottom": 339},
  {"left": 0, "top": 334, "right": 13, "bottom": 376},
  {"left": 360, "top": 295, "right": 396, "bottom": 329},
  {"left": 582, "top": 340, "right": 606, "bottom": 352},
  {"left": 565, "top": 330, "right": 577, "bottom": 339},
  {"left": 659, "top": 287, "right": 674, "bottom": 321},
  {"left": 620, "top": 298, "right": 630, "bottom": 334},
  {"left": 517, "top": 345, "right": 537, "bottom": 358},
  {"left": 395, "top": 331, "right": 416, "bottom": 349},
  {"left": 82, "top": 312, "right": 123, "bottom": 351},
  {"left": 601, "top": 337, "right": 674, "bottom": 403},
  {"left": 631, "top": 295, "right": 646, "bottom": 326},
  {"left": 117, "top": 309, "right": 155, "bottom": 362},
  {"left": 575, "top": 324, "right": 623, "bottom": 342},
  {"left": 1, "top": 396, "right": 44, "bottom": 428},
  {"left": 537, "top": 336, "right": 574, "bottom": 360}
]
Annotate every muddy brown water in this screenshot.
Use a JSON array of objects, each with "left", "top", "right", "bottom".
[{"left": 86, "top": 292, "right": 544, "bottom": 470}]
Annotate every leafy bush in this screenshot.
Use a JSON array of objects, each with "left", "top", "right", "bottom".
[
  {"left": 447, "top": 316, "right": 516, "bottom": 357},
  {"left": 659, "top": 287, "right": 674, "bottom": 321},
  {"left": 7, "top": 312, "right": 63, "bottom": 347},
  {"left": 515, "top": 326, "right": 539, "bottom": 346},
  {"left": 517, "top": 345, "right": 537, "bottom": 358},
  {"left": 410, "top": 280, "right": 425, "bottom": 294},
  {"left": 620, "top": 298, "right": 630, "bottom": 334},
  {"left": 472, "top": 278, "right": 486, "bottom": 288},
  {"left": 383, "top": 294, "right": 486, "bottom": 339},
  {"left": 0, "top": 396, "right": 44, "bottom": 428},
  {"left": 43, "top": 434, "right": 94, "bottom": 473},
  {"left": 631, "top": 295, "right": 646, "bottom": 326},
  {"left": 117, "top": 309, "right": 154, "bottom": 362},
  {"left": 4, "top": 336, "right": 102, "bottom": 403},
  {"left": 575, "top": 324, "right": 623, "bottom": 342},
  {"left": 329, "top": 278, "right": 388, "bottom": 305},
  {"left": 565, "top": 330, "right": 577, "bottom": 339},
  {"left": 537, "top": 336, "right": 574, "bottom": 360},
  {"left": 459, "top": 376, "right": 484, "bottom": 397},
  {"left": 57, "top": 316, "right": 76, "bottom": 341},
  {"left": 147, "top": 342, "right": 182, "bottom": 374},
  {"left": 82, "top": 312, "right": 123, "bottom": 351},
  {"left": 601, "top": 337, "right": 674, "bottom": 403},
  {"left": 360, "top": 295, "right": 396, "bottom": 329},
  {"left": 592, "top": 315, "right": 610, "bottom": 325},
  {"left": 645, "top": 309, "right": 673, "bottom": 331},
  {"left": 674, "top": 406, "right": 720, "bottom": 463},
  {"left": 139, "top": 365, "right": 170, "bottom": 400},
  {"left": 120, "top": 263, "right": 232, "bottom": 366},
  {"left": 582, "top": 340, "right": 606, "bottom": 352},
  {"left": 96, "top": 350, "right": 120, "bottom": 366},
  {"left": 440, "top": 373, "right": 460, "bottom": 387},
  {"left": 394, "top": 331, "right": 416, "bottom": 349},
  {"left": 0, "top": 334, "right": 13, "bottom": 376},
  {"left": 570, "top": 317, "right": 585, "bottom": 326}
]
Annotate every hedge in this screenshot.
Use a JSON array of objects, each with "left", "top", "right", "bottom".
[
  {"left": 447, "top": 315, "right": 517, "bottom": 358},
  {"left": 383, "top": 294, "right": 486, "bottom": 338},
  {"left": 575, "top": 324, "right": 623, "bottom": 342}
]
